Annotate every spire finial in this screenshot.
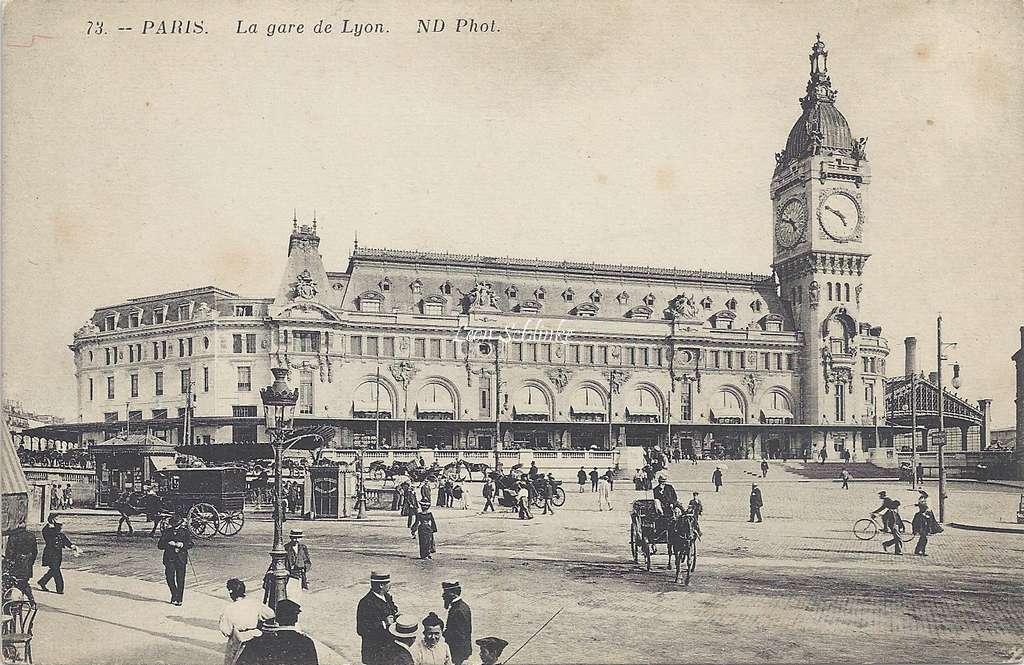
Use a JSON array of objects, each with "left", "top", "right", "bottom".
[
  {"left": 312, "top": 209, "right": 317, "bottom": 233},
  {"left": 354, "top": 230, "right": 359, "bottom": 251},
  {"left": 292, "top": 209, "right": 298, "bottom": 232}
]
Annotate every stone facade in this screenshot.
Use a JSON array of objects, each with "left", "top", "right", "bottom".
[{"left": 68, "top": 36, "right": 890, "bottom": 462}]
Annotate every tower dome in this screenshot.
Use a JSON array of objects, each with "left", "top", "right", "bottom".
[{"left": 777, "top": 35, "right": 858, "bottom": 166}]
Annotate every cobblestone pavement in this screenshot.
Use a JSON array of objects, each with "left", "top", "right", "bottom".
[{"left": 53, "top": 462, "right": 1024, "bottom": 664}]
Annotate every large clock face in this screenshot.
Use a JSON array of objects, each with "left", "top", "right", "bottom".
[
  {"left": 775, "top": 198, "right": 807, "bottom": 250},
  {"left": 819, "top": 191, "right": 861, "bottom": 241}
]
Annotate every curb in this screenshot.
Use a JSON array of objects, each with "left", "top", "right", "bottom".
[{"left": 947, "top": 522, "right": 1024, "bottom": 535}]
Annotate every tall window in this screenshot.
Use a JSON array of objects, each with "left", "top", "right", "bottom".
[
  {"left": 107, "top": 376, "right": 115, "bottom": 400},
  {"left": 203, "top": 367, "right": 209, "bottom": 392},
  {"left": 89, "top": 378, "right": 94, "bottom": 401},
  {"left": 153, "top": 308, "right": 165, "bottom": 324},
  {"left": 234, "top": 305, "right": 254, "bottom": 316},
  {"left": 834, "top": 386, "right": 846, "bottom": 422},
  {"left": 350, "top": 335, "right": 364, "bottom": 356},
  {"left": 366, "top": 336, "right": 379, "bottom": 357},
  {"left": 864, "top": 382, "right": 875, "bottom": 406},
  {"left": 155, "top": 371, "right": 164, "bottom": 396},
  {"left": 177, "top": 304, "right": 190, "bottom": 320},
  {"left": 181, "top": 368, "right": 191, "bottom": 394},
  {"left": 294, "top": 332, "right": 317, "bottom": 353},
  {"left": 130, "top": 373, "right": 139, "bottom": 398},
  {"left": 679, "top": 382, "right": 693, "bottom": 421},
  {"left": 430, "top": 339, "right": 442, "bottom": 358},
  {"left": 414, "top": 338, "right": 426, "bottom": 358},
  {"left": 480, "top": 386, "right": 490, "bottom": 416},
  {"left": 129, "top": 312, "right": 140, "bottom": 327},
  {"left": 299, "top": 371, "right": 314, "bottom": 415},
  {"left": 511, "top": 342, "right": 523, "bottom": 362},
  {"left": 383, "top": 337, "right": 395, "bottom": 357},
  {"left": 246, "top": 334, "right": 257, "bottom": 353},
  {"left": 237, "top": 366, "right": 251, "bottom": 392},
  {"left": 233, "top": 335, "right": 243, "bottom": 353},
  {"left": 104, "top": 314, "right": 115, "bottom": 330}
]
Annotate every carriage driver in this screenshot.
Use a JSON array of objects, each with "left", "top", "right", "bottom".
[{"left": 652, "top": 475, "right": 679, "bottom": 515}]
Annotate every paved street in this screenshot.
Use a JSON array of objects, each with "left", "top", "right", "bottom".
[{"left": 36, "top": 462, "right": 1024, "bottom": 664}]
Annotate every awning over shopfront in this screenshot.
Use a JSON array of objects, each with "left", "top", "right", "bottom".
[
  {"left": 1, "top": 420, "right": 30, "bottom": 531},
  {"left": 353, "top": 400, "right": 392, "bottom": 416},
  {"left": 570, "top": 404, "right": 606, "bottom": 416},
  {"left": 626, "top": 404, "right": 661, "bottom": 417},
  {"left": 760, "top": 408, "right": 795, "bottom": 423},
  {"left": 710, "top": 406, "right": 744, "bottom": 422},
  {"left": 92, "top": 433, "right": 177, "bottom": 457},
  {"left": 150, "top": 455, "right": 179, "bottom": 472},
  {"left": 416, "top": 400, "right": 455, "bottom": 416}
]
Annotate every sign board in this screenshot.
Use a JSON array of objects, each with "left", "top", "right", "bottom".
[{"left": 931, "top": 431, "right": 947, "bottom": 447}]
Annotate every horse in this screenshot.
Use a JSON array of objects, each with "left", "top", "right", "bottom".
[
  {"left": 443, "top": 460, "right": 491, "bottom": 482},
  {"left": 110, "top": 491, "right": 169, "bottom": 537},
  {"left": 666, "top": 511, "right": 700, "bottom": 585}
]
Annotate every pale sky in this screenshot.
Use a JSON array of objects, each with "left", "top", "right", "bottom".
[{"left": 3, "top": 1, "right": 1023, "bottom": 427}]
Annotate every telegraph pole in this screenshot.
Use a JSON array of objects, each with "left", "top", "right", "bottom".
[
  {"left": 936, "top": 315, "right": 946, "bottom": 522},
  {"left": 494, "top": 341, "right": 501, "bottom": 472},
  {"left": 910, "top": 372, "right": 918, "bottom": 490}
]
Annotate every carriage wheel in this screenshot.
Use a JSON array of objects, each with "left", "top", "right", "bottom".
[
  {"left": 216, "top": 510, "right": 245, "bottom": 536},
  {"left": 630, "top": 522, "right": 640, "bottom": 563},
  {"left": 552, "top": 487, "right": 566, "bottom": 507},
  {"left": 531, "top": 493, "right": 544, "bottom": 509},
  {"left": 187, "top": 503, "right": 220, "bottom": 539}
]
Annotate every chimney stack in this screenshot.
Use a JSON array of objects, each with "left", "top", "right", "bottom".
[{"left": 904, "top": 337, "right": 918, "bottom": 377}]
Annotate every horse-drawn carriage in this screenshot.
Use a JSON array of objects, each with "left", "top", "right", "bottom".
[
  {"left": 629, "top": 499, "right": 698, "bottom": 584},
  {"left": 490, "top": 473, "right": 566, "bottom": 510},
  {"left": 369, "top": 458, "right": 492, "bottom": 484},
  {"left": 113, "top": 466, "right": 246, "bottom": 539}
]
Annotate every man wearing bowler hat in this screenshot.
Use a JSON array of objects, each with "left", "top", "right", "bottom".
[
  {"left": 442, "top": 581, "right": 472, "bottom": 665},
  {"left": 357, "top": 571, "right": 400, "bottom": 665},
  {"left": 285, "top": 528, "right": 312, "bottom": 590},
  {"left": 157, "top": 513, "right": 193, "bottom": 605},
  {"left": 379, "top": 615, "right": 417, "bottom": 665}
]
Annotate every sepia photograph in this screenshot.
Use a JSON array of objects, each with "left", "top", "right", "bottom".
[{"left": 2, "top": 2, "right": 1023, "bottom": 664}]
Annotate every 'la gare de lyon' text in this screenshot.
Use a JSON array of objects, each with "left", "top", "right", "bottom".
[{"left": 235, "top": 18, "right": 500, "bottom": 38}]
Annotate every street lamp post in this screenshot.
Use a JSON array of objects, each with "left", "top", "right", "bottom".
[
  {"left": 936, "top": 315, "right": 960, "bottom": 523},
  {"left": 260, "top": 367, "right": 298, "bottom": 612}
]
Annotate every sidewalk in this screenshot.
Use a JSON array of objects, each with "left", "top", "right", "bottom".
[
  {"left": 948, "top": 520, "right": 1024, "bottom": 535},
  {"left": 28, "top": 569, "right": 351, "bottom": 665}
]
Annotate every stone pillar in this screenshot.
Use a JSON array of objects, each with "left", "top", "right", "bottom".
[{"left": 978, "top": 399, "right": 991, "bottom": 450}]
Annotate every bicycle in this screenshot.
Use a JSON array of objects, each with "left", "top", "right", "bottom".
[{"left": 853, "top": 514, "right": 914, "bottom": 543}]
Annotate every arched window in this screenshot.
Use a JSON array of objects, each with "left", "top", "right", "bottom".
[
  {"left": 626, "top": 386, "right": 662, "bottom": 423},
  {"left": 827, "top": 283, "right": 833, "bottom": 301},
  {"left": 710, "top": 389, "right": 744, "bottom": 423},
  {"left": 570, "top": 386, "right": 606, "bottom": 421},
  {"left": 844, "top": 283, "right": 850, "bottom": 302},
  {"left": 512, "top": 385, "right": 550, "bottom": 421},
  {"left": 828, "top": 318, "right": 848, "bottom": 354},
  {"left": 760, "top": 391, "right": 794, "bottom": 424},
  {"left": 416, "top": 383, "right": 456, "bottom": 420},
  {"left": 353, "top": 381, "right": 393, "bottom": 418}
]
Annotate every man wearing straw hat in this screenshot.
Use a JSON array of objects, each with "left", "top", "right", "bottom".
[
  {"left": 379, "top": 615, "right": 418, "bottom": 665},
  {"left": 285, "top": 528, "right": 312, "bottom": 590},
  {"left": 357, "top": 571, "right": 400, "bottom": 665}
]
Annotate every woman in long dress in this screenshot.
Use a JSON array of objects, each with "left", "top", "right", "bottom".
[
  {"left": 411, "top": 500, "right": 438, "bottom": 559},
  {"left": 219, "top": 578, "right": 275, "bottom": 665}
]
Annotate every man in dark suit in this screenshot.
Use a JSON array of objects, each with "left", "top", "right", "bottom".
[
  {"left": 589, "top": 467, "right": 599, "bottom": 492},
  {"left": 285, "top": 529, "right": 312, "bottom": 590},
  {"left": 378, "top": 616, "right": 417, "bottom": 665},
  {"left": 38, "top": 514, "right": 75, "bottom": 594},
  {"left": 481, "top": 478, "right": 495, "bottom": 513},
  {"left": 577, "top": 467, "right": 587, "bottom": 493},
  {"left": 356, "top": 571, "right": 399, "bottom": 665},
  {"left": 157, "top": 514, "right": 193, "bottom": 605},
  {"left": 652, "top": 475, "right": 678, "bottom": 515},
  {"left": 442, "top": 581, "right": 472, "bottom": 665},
  {"left": 236, "top": 599, "right": 318, "bottom": 665},
  {"left": 749, "top": 484, "right": 764, "bottom": 523},
  {"left": 3, "top": 525, "right": 38, "bottom": 605}
]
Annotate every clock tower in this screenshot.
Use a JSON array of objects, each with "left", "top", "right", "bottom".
[{"left": 771, "top": 35, "right": 872, "bottom": 458}]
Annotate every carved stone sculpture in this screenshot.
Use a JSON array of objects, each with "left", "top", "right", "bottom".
[{"left": 295, "top": 269, "right": 318, "bottom": 300}]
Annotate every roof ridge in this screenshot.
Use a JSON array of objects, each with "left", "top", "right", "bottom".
[{"left": 351, "top": 246, "right": 773, "bottom": 284}]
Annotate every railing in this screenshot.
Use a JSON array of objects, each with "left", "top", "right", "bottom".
[{"left": 434, "top": 451, "right": 459, "bottom": 460}]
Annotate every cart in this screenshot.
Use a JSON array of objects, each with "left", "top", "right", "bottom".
[{"left": 155, "top": 467, "right": 247, "bottom": 539}]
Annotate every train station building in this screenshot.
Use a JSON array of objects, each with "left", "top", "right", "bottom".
[{"left": 39, "top": 36, "right": 991, "bottom": 479}]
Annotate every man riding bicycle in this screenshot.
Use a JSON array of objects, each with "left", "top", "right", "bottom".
[{"left": 871, "top": 491, "right": 900, "bottom": 533}]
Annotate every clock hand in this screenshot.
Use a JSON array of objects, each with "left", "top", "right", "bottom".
[{"left": 824, "top": 205, "right": 848, "bottom": 226}]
